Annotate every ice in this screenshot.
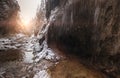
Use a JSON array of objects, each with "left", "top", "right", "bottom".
[
  {"left": 50, "top": 7, "right": 59, "bottom": 22},
  {"left": 45, "top": 49, "right": 55, "bottom": 59},
  {"left": 34, "top": 43, "right": 41, "bottom": 52},
  {"left": 23, "top": 52, "right": 34, "bottom": 63},
  {"left": 34, "top": 40, "right": 59, "bottom": 62},
  {"left": 0, "top": 33, "right": 27, "bottom": 50},
  {"left": 33, "top": 70, "right": 50, "bottom": 78}
]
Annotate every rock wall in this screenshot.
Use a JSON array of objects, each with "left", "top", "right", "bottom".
[
  {"left": 36, "top": 0, "right": 120, "bottom": 77},
  {"left": 0, "top": 0, "right": 20, "bottom": 35},
  {"left": 46, "top": 0, "right": 120, "bottom": 57}
]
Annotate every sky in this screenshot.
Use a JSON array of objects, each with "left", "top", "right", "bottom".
[{"left": 17, "top": 0, "right": 41, "bottom": 24}]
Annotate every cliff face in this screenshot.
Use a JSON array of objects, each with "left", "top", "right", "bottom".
[
  {"left": 0, "top": 0, "right": 20, "bottom": 35},
  {"left": 43, "top": 0, "right": 120, "bottom": 77},
  {"left": 46, "top": 0, "right": 120, "bottom": 56}
]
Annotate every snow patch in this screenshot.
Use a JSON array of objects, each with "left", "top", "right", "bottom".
[
  {"left": 33, "top": 70, "right": 50, "bottom": 78},
  {"left": 34, "top": 41, "right": 60, "bottom": 62}
]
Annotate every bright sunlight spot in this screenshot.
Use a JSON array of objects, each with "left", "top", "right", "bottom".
[
  {"left": 21, "top": 19, "right": 29, "bottom": 26},
  {"left": 17, "top": 0, "right": 41, "bottom": 25},
  {"left": 17, "top": 0, "right": 41, "bottom": 32}
]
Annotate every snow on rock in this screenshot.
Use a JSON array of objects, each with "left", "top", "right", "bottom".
[
  {"left": 0, "top": 33, "right": 59, "bottom": 78},
  {"left": 33, "top": 70, "right": 51, "bottom": 78},
  {"left": 23, "top": 52, "right": 34, "bottom": 63},
  {"left": 0, "top": 34, "right": 26, "bottom": 50},
  {"left": 34, "top": 41, "right": 60, "bottom": 62}
]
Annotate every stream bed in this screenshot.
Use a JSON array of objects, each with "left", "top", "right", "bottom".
[
  {"left": 0, "top": 34, "right": 110, "bottom": 78},
  {"left": 0, "top": 33, "right": 59, "bottom": 78}
]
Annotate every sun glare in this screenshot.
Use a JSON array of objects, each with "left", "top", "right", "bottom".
[
  {"left": 21, "top": 19, "right": 32, "bottom": 33},
  {"left": 22, "top": 19, "right": 29, "bottom": 26}
]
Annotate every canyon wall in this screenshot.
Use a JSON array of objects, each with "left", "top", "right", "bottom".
[
  {"left": 0, "top": 0, "right": 21, "bottom": 35},
  {"left": 45, "top": 0, "right": 120, "bottom": 57},
  {"left": 36, "top": 0, "right": 120, "bottom": 77}
]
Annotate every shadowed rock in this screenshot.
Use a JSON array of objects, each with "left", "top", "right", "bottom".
[
  {"left": 42, "top": 0, "right": 120, "bottom": 77},
  {"left": 46, "top": 0, "right": 120, "bottom": 56}
]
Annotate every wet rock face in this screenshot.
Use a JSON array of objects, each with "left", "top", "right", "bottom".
[
  {"left": 0, "top": 0, "right": 20, "bottom": 35},
  {"left": 46, "top": 0, "right": 120, "bottom": 56}
]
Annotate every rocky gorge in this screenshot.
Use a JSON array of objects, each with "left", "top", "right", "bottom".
[{"left": 0, "top": 0, "right": 120, "bottom": 78}]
